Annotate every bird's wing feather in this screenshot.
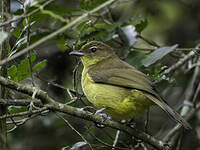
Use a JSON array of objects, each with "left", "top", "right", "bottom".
[
  {"left": 145, "top": 94, "right": 191, "bottom": 129},
  {"left": 88, "top": 63, "right": 191, "bottom": 129},
  {"left": 88, "top": 67, "right": 159, "bottom": 98}
]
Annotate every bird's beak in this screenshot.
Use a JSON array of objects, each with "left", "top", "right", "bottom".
[{"left": 69, "top": 50, "right": 85, "bottom": 57}]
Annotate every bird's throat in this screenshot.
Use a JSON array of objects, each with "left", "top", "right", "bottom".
[{"left": 81, "top": 55, "right": 112, "bottom": 68}]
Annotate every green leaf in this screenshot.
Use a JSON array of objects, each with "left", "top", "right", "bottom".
[
  {"left": 12, "top": 28, "right": 21, "bottom": 38},
  {"left": 76, "top": 20, "right": 91, "bottom": 33},
  {"left": 142, "top": 44, "right": 178, "bottom": 67},
  {"left": 22, "top": 19, "right": 27, "bottom": 27},
  {"left": 0, "top": 32, "right": 8, "bottom": 44},
  {"left": 135, "top": 19, "right": 148, "bottom": 34},
  {"left": 31, "top": 51, "right": 37, "bottom": 62},
  {"left": 17, "top": 57, "right": 31, "bottom": 81},
  {"left": 8, "top": 44, "right": 11, "bottom": 55},
  {"left": 8, "top": 51, "right": 41, "bottom": 82},
  {"left": 33, "top": 60, "right": 47, "bottom": 72},
  {"left": 31, "top": 11, "right": 49, "bottom": 22},
  {"left": 126, "top": 51, "right": 146, "bottom": 68},
  {"left": 148, "top": 66, "right": 175, "bottom": 84},
  {"left": 8, "top": 65, "right": 18, "bottom": 81},
  {"left": 8, "top": 106, "right": 27, "bottom": 114}
]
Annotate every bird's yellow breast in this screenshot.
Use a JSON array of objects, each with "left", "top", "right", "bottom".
[{"left": 81, "top": 68, "right": 153, "bottom": 119}]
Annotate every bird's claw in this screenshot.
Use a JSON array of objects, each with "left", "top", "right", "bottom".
[
  {"left": 95, "top": 108, "right": 111, "bottom": 120},
  {"left": 94, "top": 108, "right": 112, "bottom": 128}
]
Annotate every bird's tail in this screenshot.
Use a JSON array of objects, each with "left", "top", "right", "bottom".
[{"left": 145, "top": 94, "right": 191, "bottom": 129}]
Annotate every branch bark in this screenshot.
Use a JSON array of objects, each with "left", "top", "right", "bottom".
[
  {"left": 163, "top": 51, "right": 196, "bottom": 74},
  {"left": 0, "top": 0, "right": 10, "bottom": 149},
  {"left": 163, "top": 60, "right": 200, "bottom": 143},
  {"left": 0, "top": 76, "right": 169, "bottom": 150}
]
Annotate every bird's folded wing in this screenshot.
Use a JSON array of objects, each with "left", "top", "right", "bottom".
[
  {"left": 88, "top": 68, "right": 160, "bottom": 98},
  {"left": 88, "top": 67, "right": 191, "bottom": 129}
]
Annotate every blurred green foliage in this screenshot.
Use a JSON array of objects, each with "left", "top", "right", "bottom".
[
  {"left": 8, "top": 51, "right": 46, "bottom": 82},
  {"left": 1, "top": 0, "right": 200, "bottom": 150}
]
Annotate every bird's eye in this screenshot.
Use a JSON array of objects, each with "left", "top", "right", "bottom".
[{"left": 90, "top": 47, "right": 97, "bottom": 53}]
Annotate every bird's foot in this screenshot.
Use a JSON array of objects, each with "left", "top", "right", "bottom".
[
  {"left": 94, "top": 108, "right": 111, "bottom": 128},
  {"left": 95, "top": 108, "right": 111, "bottom": 120}
]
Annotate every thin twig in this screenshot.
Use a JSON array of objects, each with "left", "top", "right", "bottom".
[
  {"left": 163, "top": 62, "right": 199, "bottom": 143},
  {"left": 36, "top": 75, "right": 82, "bottom": 104},
  {"left": 112, "top": 130, "right": 120, "bottom": 150},
  {"left": 7, "top": 110, "right": 46, "bottom": 133},
  {"left": 0, "top": 0, "right": 55, "bottom": 27},
  {"left": 132, "top": 47, "right": 200, "bottom": 52},
  {"left": 0, "top": 98, "right": 42, "bottom": 107},
  {"left": 175, "top": 133, "right": 183, "bottom": 150},
  {"left": 10, "top": 27, "right": 26, "bottom": 54},
  {"left": 144, "top": 109, "right": 150, "bottom": 133},
  {"left": 163, "top": 51, "right": 196, "bottom": 74},
  {"left": 37, "top": 75, "right": 83, "bottom": 96},
  {"left": 24, "top": 6, "right": 35, "bottom": 86},
  {"left": 137, "top": 35, "right": 160, "bottom": 48},
  {"left": 89, "top": 132, "right": 129, "bottom": 150},
  {"left": 163, "top": 61, "right": 200, "bottom": 143},
  {"left": 6, "top": 111, "right": 44, "bottom": 125},
  {"left": 0, "top": 107, "right": 48, "bottom": 119},
  {"left": 163, "top": 103, "right": 200, "bottom": 142},
  {"left": 0, "top": 0, "right": 118, "bottom": 66},
  {"left": 193, "top": 82, "right": 200, "bottom": 106},
  {"left": 0, "top": 75, "right": 169, "bottom": 150},
  {"left": 55, "top": 112, "right": 93, "bottom": 150}
]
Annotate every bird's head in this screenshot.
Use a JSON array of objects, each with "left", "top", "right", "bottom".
[{"left": 70, "top": 41, "right": 116, "bottom": 67}]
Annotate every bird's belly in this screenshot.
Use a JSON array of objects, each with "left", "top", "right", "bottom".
[{"left": 82, "top": 74, "right": 152, "bottom": 119}]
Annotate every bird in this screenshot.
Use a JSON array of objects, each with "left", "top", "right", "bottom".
[{"left": 69, "top": 41, "right": 191, "bottom": 129}]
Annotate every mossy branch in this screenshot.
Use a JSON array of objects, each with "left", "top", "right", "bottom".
[{"left": 0, "top": 75, "right": 169, "bottom": 150}]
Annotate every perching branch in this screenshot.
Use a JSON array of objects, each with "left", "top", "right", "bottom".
[
  {"left": 0, "top": 98, "right": 42, "bottom": 107},
  {"left": 132, "top": 47, "right": 200, "bottom": 52},
  {"left": 163, "top": 105, "right": 199, "bottom": 142},
  {"left": 56, "top": 113, "right": 94, "bottom": 150},
  {"left": 0, "top": 107, "right": 48, "bottom": 120},
  {"left": 163, "top": 58, "right": 200, "bottom": 143},
  {"left": 0, "top": 75, "right": 169, "bottom": 150}
]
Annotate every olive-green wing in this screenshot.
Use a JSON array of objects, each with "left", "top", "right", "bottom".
[
  {"left": 88, "top": 67, "right": 158, "bottom": 98},
  {"left": 88, "top": 67, "right": 191, "bottom": 129}
]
